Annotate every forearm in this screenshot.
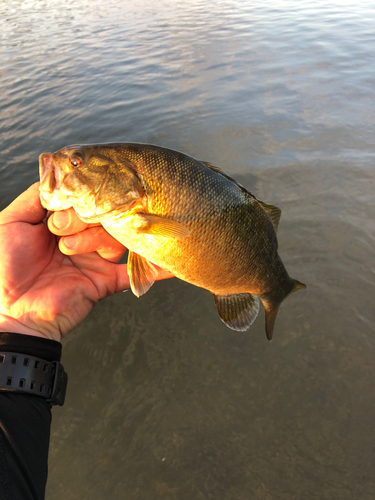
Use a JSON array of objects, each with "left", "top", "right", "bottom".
[{"left": 0, "top": 333, "right": 63, "bottom": 500}]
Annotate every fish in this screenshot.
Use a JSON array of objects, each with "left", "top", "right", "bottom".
[{"left": 39, "top": 143, "right": 306, "bottom": 340}]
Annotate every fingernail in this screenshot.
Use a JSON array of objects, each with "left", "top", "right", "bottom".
[
  {"left": 63, "top": 234, "right": 78, "bottom": 249},
  {"left": 54, "top": 211, "right": 70, "bottom": 229}
]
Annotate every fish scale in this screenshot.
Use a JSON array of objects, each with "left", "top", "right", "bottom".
[{"left": 39, "top": 143, "right": 306, "bottom": 340}]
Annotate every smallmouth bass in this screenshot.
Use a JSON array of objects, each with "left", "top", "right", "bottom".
[{"left": 39, "top": 143, "right": 306, "bottom": 340}]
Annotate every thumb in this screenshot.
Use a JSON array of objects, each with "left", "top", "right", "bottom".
[{"left": 0, "top": 183, "right": 46, "bottom": 225}]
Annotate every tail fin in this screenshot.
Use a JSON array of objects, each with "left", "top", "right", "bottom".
[{"left": 260, "top": 279, "right": 306, "bottom": 341}]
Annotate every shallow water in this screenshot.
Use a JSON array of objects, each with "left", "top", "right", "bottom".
[{"left": 1, "top": 0, "right": 375, "bottom": 498}]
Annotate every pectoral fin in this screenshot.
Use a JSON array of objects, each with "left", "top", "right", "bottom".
[
  {"left": 136, "top": 214, "right": 190, "bottom": 238},
  {"left": 128, "top": 251, "right": 159, "bottom": 297},
  {"left": 212, "top": 293, "right": 260, "bottom": 332}
]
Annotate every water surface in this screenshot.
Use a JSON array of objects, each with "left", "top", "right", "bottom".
[{"left": 1, "top": 0, "right": 374, "bottom": 498}]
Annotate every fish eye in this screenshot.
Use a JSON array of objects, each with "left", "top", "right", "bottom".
[{"left": 70, "top": 151, "right": 84, "bottom": 168}]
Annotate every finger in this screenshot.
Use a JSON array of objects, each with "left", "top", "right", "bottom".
[
  {"left": 59, "top": 226, "right": 127, "bottom": 263},
  {"left": 155, "top": 267, "right": 175, "bottom": 282},
  {"left": 48, "top": 207, "right": 91, "bottom": 236},
  {"left": 0, "top": 182, "right": 46, "bottom": 225},
  {"left": 115, "top": 264, "right": 174, "bottom": 293}
]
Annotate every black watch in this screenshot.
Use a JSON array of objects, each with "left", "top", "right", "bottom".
[{"left": 0, "top": 351, "right": 68, "bottom": 406}]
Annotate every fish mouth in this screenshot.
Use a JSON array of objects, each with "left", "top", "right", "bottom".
[
  {"left": 39, "top": 152, "right": 72, "bottom": 211},
  {"left": 39, "top": 153, "right": 66, "bottom": 189}
]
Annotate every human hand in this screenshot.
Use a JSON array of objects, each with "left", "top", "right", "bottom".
[{"left": 0, "top": 183, "right": 172, "bottom": 342}]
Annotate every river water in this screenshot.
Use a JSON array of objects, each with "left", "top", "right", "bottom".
[{"left": 1, "top": 0, "right": 375, "bottom": 498}]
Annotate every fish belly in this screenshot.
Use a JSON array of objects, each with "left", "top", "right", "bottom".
[{"left": 102, "top": 214, "right": 272, "bottom": 296}]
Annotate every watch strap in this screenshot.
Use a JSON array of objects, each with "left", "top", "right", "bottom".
[{"left": 0, "top": 351, "right": 67, "bottom": 406}]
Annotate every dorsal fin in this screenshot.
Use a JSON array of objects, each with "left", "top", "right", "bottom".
[
  {"left": 202, "top": 161, "right": 249, "bottom": 192},
  {"left": 201, "top": 160, "right": 282, "bottom": 232},
  {"left": 256, "top": 200, "right": 282, "bottom": 232}
]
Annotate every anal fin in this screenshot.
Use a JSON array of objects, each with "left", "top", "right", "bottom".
[
  {"left": 212, "top": 293, "right": 260, "bottom": 332},
  {"left": 128, "top": 251, "right": 159, "bottom": 297}
]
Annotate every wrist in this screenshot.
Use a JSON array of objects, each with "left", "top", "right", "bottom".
[
  {"left": 0, "top": 332, "right": 67, "bottom": 406},
  {"left": 0, "top": 314, "right": 61, "bottom": 342}
]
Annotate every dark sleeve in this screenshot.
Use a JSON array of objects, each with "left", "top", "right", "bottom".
[{"left": 0, "top": 333, "right": 62, "bottom": 500}]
